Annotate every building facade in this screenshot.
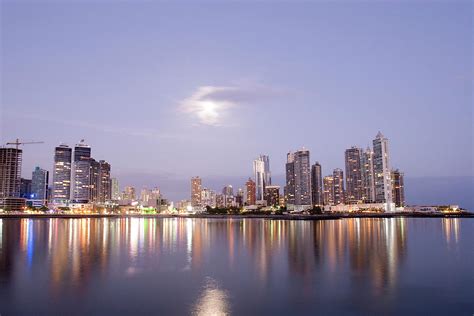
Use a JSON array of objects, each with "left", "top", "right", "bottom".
[
  {"left": 191, "top": 176, "right": 202, "bottom": 207},
  {"left": 0, "top": 148, "right": 23, "bottom": 198},
  {"left": 361, "top": 147, "right": 376, "bottom": 203},
  {"left": 245, "top": 178, "right": 256, "bottom": 206},
  {"left": 52, "top": 144, "right": 72, "bottom": 203},
  {"left": 293, "top": 149, "right": 312, "bottom": 210},
  {"left": 333, "top": 168, "right": 345, "bottom": 205},
  {"left": 345, "top": 147, "right": 363, "bottom": 204},
  {"left": 391, "top": 169, "right": 405, "bottom": 207},
  {"left": 31, "top": 166, "right": 49, "bottom": 202},
  {"left": 311, "top": 162, "right": 323, "bottom": 206},
  {"left": 72, "top": 141, "right": 92, "bottom": 203},
  {"left": 323, "top": 176, "right": 334, "bottom": 205},
  {"left": 284, "top": 152, "right": 295, "bottom": 208},
  {"left": 264, "top": 185, "right": 280, "bottom": 207},
  {"left": 373, "top": 132, "right": 394, "bottom": 211}
]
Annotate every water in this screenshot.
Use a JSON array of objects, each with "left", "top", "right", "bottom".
[{"left": 0, "top": 217, "right": 472, "bottom": 315}]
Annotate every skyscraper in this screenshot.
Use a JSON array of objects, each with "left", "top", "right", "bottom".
[
  {"left": 361, "top": 147, "right": 375, "bottom": 203},
  {"left": 72, "top": 140, "right": 92, "bottom": 203},
  {"left": 391, "top": 169, "right": 405, "bottom": 207},
  {"left": 253, "top": 155, "right": 271, "bottom": 202},
  {"left": 245, "top": 178, "right": 256, "bottom": 205},
  {"left": 0, "top": 148, "right": 22, "bottom": 198},
  {"left": 311, "top": 162, "right": 323, "bottom": 206},
  {"left": 333, "top": 168, "right": 345, "bottom": 205},
  {"left": 122, "top": 186, "right": 136, "bottom": 201},
  {"left": 284, "top": 152, "right": 295, "bottom": 208},
  {"left": 191, "top": 176, "right": 202, "bottom": 207},
  {"left": 201, "top": 188, "right": 216, "bottom": 208},
  {"left": 222, "top": 185, "right": 233, "bottom": 196},
  {"left": 97, "top": 160, "right": 111, "bottom": 203},
  {"left": 323, "top": 176, "right": 334, "bottom": 205},
  {"left": 111, "top": 178, "right": 120, "bottom": 200},
  {"left": 293, "top": 149, "right": 312, "bottom": 210},
  {"left": 0, "top": 148, "right": 24, "bottom": 211},
  {"left": 345, "top": 147, "right": 363, "bottom": 204},
  {"left": 31, "top": 166, "right": 49, "bottom": 202},
  {"left": 264, "top": 185, "right": 280, "bottom": 207},
  {"left": 373, "top": 132, "right": 394, "bottom": 211},
  {"left": 52, "top": 144, "right": 72, "bottom": 203}
]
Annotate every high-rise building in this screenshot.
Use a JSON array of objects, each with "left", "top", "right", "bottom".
[
  {"left": 345, "top": 147, "right": 363, "bottom": 204},
  {"left": 20, "top": 178, "right": 32, "bottom": 198},
  {"left": 122, "top": 186, "right": 136, "bottom": 201},
  {"left": 373, "top": 132, "right": 394, "bottom": 211},
  {"left": 333, "top": 168, "right": 345, "bottom": 205},
  {"left": 72, "top": 140, "right": 92, "bottom": 203},
  {"left": 52, "top": 144, "right": 72, "bottom": 203},
  {"left": 0, "top": 148, "right": 23, "bottom": 198},
  {"left": 311, "top": 162, "right": 323, "bottom": 206},
  {"left": 361, "top": 147, "right": 375, "bottom": 203},
  {"left": 89, "top": 159, "right": 100, "bottom": 202},
  {"left": 245, "top": 178, "right": 256, "bottom": 205},
  {"left": 191, "top": 176, "right": 202, "bottom": 207},
  {"left": 111, "top": 178, "right": 120, "bottom": 200},
  {"left": 0, "top": 148, "right": 24, "bottom": 211},
  {"left": 293, "top": 149, "right": 312, "bottom": 210},
  {"left": 31, "top": 167, "right": 49, "bottom": 202},
  {"left": 236, "top": 188, "right": 244, "bottom": 208},
  {"left": 284, "top": 152, "right": 295, "bottom": 207},
  {"left": 264, "top": 185, "right": 280, "bottom": 207},
  {"left": 391, "top": 169, "right": 405, "bottom": 207},
  {"left": 260, "top": 155, "right": 272, "bottom": 187},
  {"left": 201, "top": 188, "right": 216, "bottom": 208},
  {"left": 222, "top": 185, "right": 233, "bottom": 196},
  {"left": 97, "top": 160, "right": 111, "bottom": 203},
  {"left": 323, "top": 176, "right": 334, "bottom": 205}
]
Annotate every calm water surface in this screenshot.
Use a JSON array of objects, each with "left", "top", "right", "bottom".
[{"left": 0, "top": 218, "right": 472, "bottom": 315}]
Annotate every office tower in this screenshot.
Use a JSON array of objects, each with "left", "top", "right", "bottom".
[
  {"left": 260, "top": 155, "right": 272, "bottom": 186},
  {"left": 284, "top": 152, "right": 295, "bottom": 207},
  {"left": 345, "top": 147, "right": 364, "bottom": 204},
  {"left": 52, "top": 144, "right": 72, "bottom": 203},
  {"left": 222, "top": 185, "right": 233, "bottom": 196},
  {"left": 201, "top": 188, "right": 216, "bottom": 208},
  {"left": 361, "top": 147, "right": 375, "bottom": 203},
  {"left": 96, "top": 160, "right": 111, "bottom": 203},
  {"left": 191, "top": 176, "right": 202, "bottom": 207},
  {"left": 323, "top": 176, "right": 334, "bottom": 205},
  {"left": 311, "top": 162, "right": 323, "bottom": 206},
  {"left": 111, "top": 178, "right": 120, "bottom": 200},
  {"left": 72, "top": 140, "right": 92, "bottom": 203},
  {"left": 264, "top": 185, "right": 280, "bottom": 207},
  {"left": 89, "top": 159, "right": 100, "bottom": 202},
  {"left": 236, "top": 188, "right": 244, "bottom": 207},
  {"left": 140, "top": 188, "right": 151, "bottom": 205},
  {"left": 246, "top": 178, "right": 256, "bottom": 205},
  {"left": 0, "top": 148, "right": 23, "bottom": 198},
  {"left": 253, "top": 155, "right": 271, "bottom": 202},
  {"left": 333, "top": 168, "right": 345, "bottom": 205},
  {"left": 373, "top": 132, "right": 394, "bottom": 211},
  {"left": 31, "top": 167, "right": 49, "bottom": 202},
  {"left": 20, "top": 178, "right": 32, "bottom": 198},
  {"left": 391, "top": 169, "right": 405, "bottom": 207},
  {"left": 293, "top": 149, "right": 312, "bottom": 209}
]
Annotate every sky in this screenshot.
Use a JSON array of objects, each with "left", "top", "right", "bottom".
[{"left": 1, "top": 1, "right": 473, "bottom": 205}]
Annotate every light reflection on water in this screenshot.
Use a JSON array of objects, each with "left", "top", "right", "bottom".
[{"left": 0, "top": 217, "right": 472, "bottom": 315}]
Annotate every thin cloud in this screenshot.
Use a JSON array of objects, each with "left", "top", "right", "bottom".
[{"left": 180, "top": 85, "right": 282, "bottom": 126}]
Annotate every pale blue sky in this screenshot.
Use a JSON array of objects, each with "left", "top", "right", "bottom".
[{"left": 1, "top": 1, "right": 472, "bottom": 204}]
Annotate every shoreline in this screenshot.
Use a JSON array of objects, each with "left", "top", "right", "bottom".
[{"left": 0, "top": 212, "right": 472, "bottom": 220}]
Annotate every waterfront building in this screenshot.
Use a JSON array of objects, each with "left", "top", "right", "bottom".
[
  {"left": 191, "top": 176, "right": 202, "bottom": 207},
  {"left": 293, "top": 149, "right": 312, "bottom": 210},
  {"left": 201, "top": 188, "right": 216, "bottom": 208},
  {"left": 72, "top": 140, "right": 92, "bottom": 203},
  {"left": 345, "top": 147, "right": 364, "bottom": 204},
  {"left": 122, "top": 186, "right": 136, "bottom": 201},
  {"left": 284, "top": 152, "right": 295, "bottom": 208},
  {"left": 373, "top": 132, "right": 394, "bottom": 211},
  {"left": 264, "top": 185, "right": 280, "bottom": 207},
  {"left": 323, "top": 176, "right": 334, "bottom": 205},
  {"left": 0, "top": 148, "right": 24, "bottom": 211},
  {"left": 97, "top": 160, "right": 111, "bottom": 203},
  {"left": 311, "top": 162, "right": 323, "bottom": 206},
  {"left": 52, "top": 144, "right": 72, "bottom": 203},
  {"left": 361, "top": 147, "right": 376, "bottom": 203},
  {"left": 246, "top": 178, "right": 256, "bottom": 205},
  {"left": 111, "top": 178, "right": 120, "bottom": 200},
  {"left": 391, "top": 169, "right": 405, "bottom": 207},
  {"left": 222, "top": 185, "right": 233, "bottom": 196},
  {"left": 20, "top": 178, "right": 32, "bottom": 198},
  {"left": 333, "top": 168, "right": 345, "bottom": 205},
  {"left": 31, "top": 166, "right": 49, "bottom": 203}
]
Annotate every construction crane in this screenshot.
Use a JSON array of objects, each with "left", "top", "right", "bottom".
[{"left": 6, "top": 138, "right": 44, "bottom": 150}]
